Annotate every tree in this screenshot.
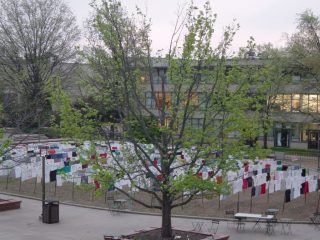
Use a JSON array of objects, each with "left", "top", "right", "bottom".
[
  {"left": 285, "top": 10, "right": 320, "bottom": 133},
  {"left": 51, "top": 1, "right": 267, "bottom": 239},
  {"left": 0, "top": 0, "right": 80, "bottom": 130},
  {"left": 238, "top": 39, "right": 290, "bottom": 149},
  {"left": 286, "top": 10, "right": 320, "bottom": 87},
  {"left": 0, "top": 105, "right": 11, "bottom": 157}
]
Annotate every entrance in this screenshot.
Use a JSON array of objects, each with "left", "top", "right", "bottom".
[
  {"left": 274, "top": 129, "right": 291, "bottom": 147},
  {"left": 308, "top": 130, "right": 320, "bottom": 149}
]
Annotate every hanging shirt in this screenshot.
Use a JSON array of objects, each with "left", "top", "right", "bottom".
[
  {"left": 255, "top": 186, "right": 260, "bottom": 197},
  {"left": 268, "top": 180, "right": 275, "bottom": 194},
  {"left": 292, "top": 187, "right": 300, "bottom": 199},
  {"left": 247, "top": 177, "right": 253, "bottom": 187},
  {"left": 286, "top": 177, "right": 293, "bottom": 190},
  {"left": 49, "top": 170, "right": 57, "bottom": 182},
  {"left": 285, "top": 189, "right": 291, "bottom": 202},
  {"left": 303, "top": 181, "right": 309, "bottom": 194},
  {"left": 233, "top": 179, "right": 242, "bottom": 194},
  {"left": 274, "top": 180, "right": 281, "bottom": 192},
  {"left": 56, "top": 175, "right": 63, "bottom": 187},
  {"left": 242, "top": 178, "right": 249, "bottom": 190},
  {"left": 260, "top": 183, "right": 266, "bottom": 194},
  {"left": 251, "top": 186, "right": 256, "bottom": 197},
  {"left": 94, "top": 180, "right": 100, "bottom": 190},
  {"left": 309, "top": 180, "right": 317, "bottom": 192}
]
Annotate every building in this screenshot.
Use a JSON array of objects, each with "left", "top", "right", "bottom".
[
  {"left": 141, "top": 58, "right": 320, "bottom": 150},
  {"left": 1, "top": 58, "right": 319, "bottom": 150}
]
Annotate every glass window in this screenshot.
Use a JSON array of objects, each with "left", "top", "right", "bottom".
[
  {"left": 151, "top": 69, "right": 160, "bottom": 84},
  {"left": 145, "top": 92, "right": 155, "bottom": 109},
  {"left": 154, "top": 92, "right": 172, "bottom": 108},
  {"left": 282, "top": 95, "right": 291, "bottom": 112},
  {"left": 272, "top": 95, "right": 282, "bottom": 111},
  {"left": 190, "top": 118, "right": 203, "bottom": 128},
  {"left": 165, "top": 117, "right": 171, "bottom": 127},
  {"left": 190, "top": 93, "right": 199, "bottom": 106},
  {"left": 152, "top": 69, "right": 167, "bottom": 84},
  {"left": 198, "top": 93, "right": 206, "bottom": 110},
  {"left": 301, "top": 95, "right": 309, "bottom": 112},
  {"left": 291, "top": 94, "right": 300, "bottom": 112},
  {"left": 309, "top": 95, "right": 317, "bottom": 112},
  {"left": 151, "top": 68, "right": 167, "bottom": 84}
]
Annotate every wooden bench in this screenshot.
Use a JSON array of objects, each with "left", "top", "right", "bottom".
[
  {"left": 213, "top": 235, "right": 229, "bottom": 240},
  {"left": 0, "top": 199, "right": 21, "bottom": 211}
]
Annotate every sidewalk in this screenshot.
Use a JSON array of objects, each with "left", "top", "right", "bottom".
[{"left": 1, "top": 193, "right": 320, "bottom": 240}]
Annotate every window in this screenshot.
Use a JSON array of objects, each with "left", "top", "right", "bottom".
[
  {"left": 198, "top": 93, "right": 207, "bottom": 110},
  {"left": 292, "top": 94, "right": 300, "bottom": 112},
  {"left": 292, "top": 75, "right": 301, "bottom": 82},
  {"left": 155, "top": 92, "right": 172, "bottom": 108},
  {"left": 188, "top": 118, "right": 204, "bottom": 128},
  {"left": 151, "top": 68, "right": 167, "bottom": 84},
  {"left": 273, "top": 94, "right": 320, "bottom": 113},
  {"left": 145, "top": 92, "right": 155, "bottom": 109},
  {"left": 145, "top": 91, "right": 172, "bottom": 109},
  {"left": 165, "top": 117, "right": 171, "bottom": 127},
  {"left": 301, "top": 95, "right": 309, "bottom": 112},
  {"left": 282, "top": 95, "right": 291, "bottom": 112},
  {"left": 309, "top": 95, "right": 318, "bottom": 112},
  {"left": 190, "top": 93, "right": 199, "bottom": 106},
  {"left": 273, "top": 95, "right": 283, "bottom": 111}
]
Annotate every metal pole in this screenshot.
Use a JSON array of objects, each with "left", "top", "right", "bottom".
[
  {"left": 33, "top": 177, "right": 37, "bottom": 194},
  {"left": 318, "top": 132, "right": 320, "bottom": 172},
  {"left": 19, "top": 177, "right": 22, "bottom": 192},
  {"left": 237, "top": 192, "right": 240, "bottom": 213},
  {"left": 54, "top": 180, "right": 57, "bottom": 197},
  {"left": 317, "top": 192, "right": 320, "bottom": 213},
  {"left": 42, "top": 152, "right": 45, "bottom": 216},
  {"left": 267, "top": 181, "right": 270, "bottom": 203},
  {"left": 72, "top": 177, "right": 75, "bottom": 201},
  {"left": 39, "top": 144, "right": 48, "bottom": 219},
  {"left": 5, "top": 170, "right": 9, "bottom": 190}
]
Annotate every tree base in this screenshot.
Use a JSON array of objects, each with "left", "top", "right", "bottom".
[{"left": 104, "top": 227, "right": 229, "bottom": 240}]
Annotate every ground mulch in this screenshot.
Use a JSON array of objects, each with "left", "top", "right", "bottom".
[{"left": 121, "top": 228, "right": 211, "bottom": 240}]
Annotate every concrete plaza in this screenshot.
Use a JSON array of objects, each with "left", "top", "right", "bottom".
[{"left": 0, "top": 193, "right": 319, "bottom": 240}]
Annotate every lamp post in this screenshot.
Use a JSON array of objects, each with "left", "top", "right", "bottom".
[
  {"left": 317, "top": 131, "right": 320, "bottom": 213},
  {"left": 317, "top": 130, "right": 320, "bottom": 173},
  {"left": 39, "top": 145, "right": 48, "bottom": 219}
]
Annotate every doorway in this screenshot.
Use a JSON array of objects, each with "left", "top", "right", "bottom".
[
  {"left": 308, "top": 130, "right": 320, "bottom": 149},
  {"left": 274, "top": 129, "right": 291, "bottom": 147}
]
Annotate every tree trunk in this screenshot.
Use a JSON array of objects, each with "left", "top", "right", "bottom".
[
  {"left": 161, "top": 191, "right": 173, "bottom": 240},
  {"left": 263, "top": 132, "right": 268, "bottom": 149}
]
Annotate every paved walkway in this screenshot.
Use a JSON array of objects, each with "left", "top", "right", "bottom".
[{"left": 0, "top": 193, "right": 319, "bottom": 240}]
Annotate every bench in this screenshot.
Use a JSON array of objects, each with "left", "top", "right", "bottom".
[
  {"left": 212, "top": 234, "right": 229, "bottom": 240},
  {"left": 0, "top": 199, "right": 21, "bottom": 211},
  {"left": 310, "top": 212, "right": 320, "bottom": 229}
]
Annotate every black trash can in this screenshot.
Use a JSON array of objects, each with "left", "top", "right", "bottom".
[{"left": 43, "top": 200, "right": 59, "bottom": 224}]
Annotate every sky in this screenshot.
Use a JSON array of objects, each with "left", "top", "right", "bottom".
[{"left": 66, "top": 0, "right": 320, "bottom": 53}]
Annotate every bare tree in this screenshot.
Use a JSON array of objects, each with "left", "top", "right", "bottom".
[{"left": 0, "top": 0, "right": 80, "bottom": 130}]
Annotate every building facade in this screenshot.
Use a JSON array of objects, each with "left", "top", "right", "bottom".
[{"left": 143, "top": 59, "right": 320, "bottom": 150}]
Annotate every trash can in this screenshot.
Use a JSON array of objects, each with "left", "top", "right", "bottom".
[{"left": 43, "top": 200, "right": 59, "bottom": 223}]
